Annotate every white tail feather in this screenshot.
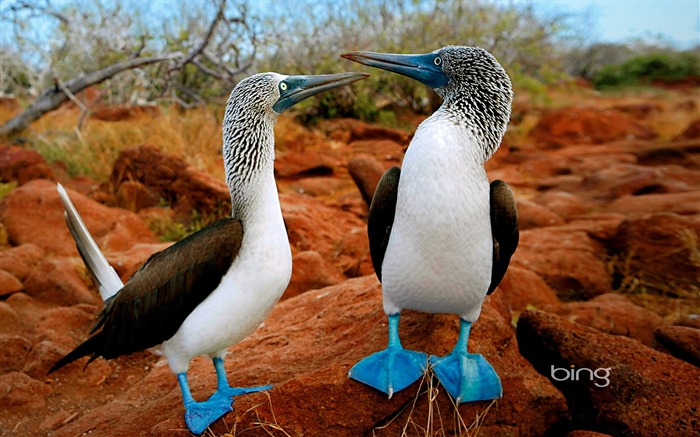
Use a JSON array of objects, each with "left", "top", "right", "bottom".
[{"left": 56, "top": 183, "right": 124, "bottom": 301}]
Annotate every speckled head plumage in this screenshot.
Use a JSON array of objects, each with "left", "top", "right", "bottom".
[
  {"left": 342, "top": 46, "right": 513, "bottom": 159},
  {"left": 221, "top": 71, "right": 369, "bottom": 192},
  {"left": 433, "top": 46, "right": 513, "bottom": 158}
]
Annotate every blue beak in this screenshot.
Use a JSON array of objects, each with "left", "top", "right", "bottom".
[
  {"left": 341, "top": 51, "right": 449, "bottom": 89},
  {"left": 273, "top": 72, "right": 369, "bottom": 113}
]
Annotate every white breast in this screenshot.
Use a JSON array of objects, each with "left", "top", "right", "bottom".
[
  {"left": 162, "top": 172, "right": 292, "bottom": 374},
  {"left": 380, "top": 114, "right": 492, "bottom": 321}
]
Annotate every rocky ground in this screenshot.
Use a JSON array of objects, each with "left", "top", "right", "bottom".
[{"left": 1, "top": 86, "right": 699, "bottom": 436}]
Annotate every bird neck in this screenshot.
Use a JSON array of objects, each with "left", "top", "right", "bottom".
[
  {"left": 436, "top": 88, "right": 511, "bottom": 163},
  {"left": 222, "top": 111, "right": 280, "bottom": 225}
]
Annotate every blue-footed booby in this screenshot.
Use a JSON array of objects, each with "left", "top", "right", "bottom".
[
  {"left": 342, "top": 47, "right": 518, "bottom": 403},
  {"left": 49, "top": 71, "right": 368, "bottom": 435}
]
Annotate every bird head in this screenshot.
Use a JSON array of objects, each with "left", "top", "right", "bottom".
[
  {"left": 225, "top": 71, "right": 369, "bottom": 120},
  {"left": 342, "top": 46, "right": 512, "bottom": 158},
  {"left": 342, "top": 46, "right": 511, "bottom": 105}
]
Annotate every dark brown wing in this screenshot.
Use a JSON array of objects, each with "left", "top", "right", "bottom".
[
  {"left": 49, "top": 218, "right": 243, "bottom": 372},
  {"left": 367, "top": 166, "right": 400, "bottom": 282},
  {"left": 488, "top": 180, "right": 519, "bottom": 294}
]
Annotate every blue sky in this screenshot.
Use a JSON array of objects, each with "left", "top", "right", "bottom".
[{"left": 540, "top": 0, "right": 699, "bottom": 48}]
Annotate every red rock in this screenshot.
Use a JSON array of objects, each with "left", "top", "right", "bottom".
[
  {"left": 22, "top": 339, "right": 113, "bottom": 383},
  {"left": 517, "top": 310, "right": 700, "bottom": 436},
  {"left": 559, "top": 212, "right": 625, "bottom": 241},
  {"left": 0, "top": 145, "right": 54, "bottom": 184},
  {"left": 654, "top": 325, "right": 700, "bottom": 367},
  {"left": 496, "top": 265, "right": 560, "bottom": 311},
  {"left": 347, "top": 154, "right": 386, "bottom": 206},
  {"left": 1, "top": 179, "right": 158, "bottom": 256},
  {"left": 554, "top": 294, "right": 664, "bottom": 347},
  {"left": 349, "top": 139, "right": 405, "bottom": 165},
  {"left": 320, "top": 118, "right": 410, "bottom": 144},
  {"left": 606, "top": 191, "right": 700, "bottom": 216},
  {"left": 635, "top": 141, "right": 700, "bottom": 168},
  {"left": 115, "top": 180, "right": 160, "bottom": 211},
  {"left": 0, "top": 371, "right": 51, "bottom": 412},
  {"left": 283, "top": 250, "right": 345, "bottom": 300},
  {"left": 673, "top": 119, "right": 700, "bottom": 141},
  {"left": 0, "top": 269, "right": 22, "bottom": 296},
  {"left": 51, "top": 276, "right": 568, "bottom": 437},
  {"left": 566, "top": 431, "right": 614, "bottom": 437},
  {"left": 611, "top": 102, "right": 662, "bottom": 119},
  {"left": 579, "top": 163, "right": 687, "bottom": 202},
  {"left": 512, "top": 228, "right": 611, "bottom": 299},
  {"left": 287, "top": 176, "right": 350, "bottom": 197},
  {"left": 275, "top": 150, "right": 336, "bottom": 178},
  {"left": 106, "top": 242, "right": 173, "bottom": 281},
  {"left": 608, "top": 212, "right": 700, "bottom": 294},
  {"left": 35, "top": 304, "right": 96, "bottom": 348},
  {"left": 532, "top": 191, "right": 589, "bottom": 220},
  {"left": 90, "top": 104, "right": 159, "bottom": 122},
  {"left": 1, "top": 293, "right": 41, "bottom": 335},
  {"left": 517, "top": 198, "right": 565, "bottom": 229},
  {"left": 0, "top": 302, "right": 21, "bottom": 335},
  {"left": 0, "top": 335, "right": 32, "bottom": 372},
  {"left": 281, "top": 193, "right": 368, "bottom": 275},
  {"left": 531, "top": 107, "right": 656, "bottom": 148},
  {"left": 107, "top": 145, "right": 230, "bottom": 217},
  {"left": 335, "top": 226, "right": 374, "bottom": 277},
  {"left": 0, "top": 243, "right": 45, "bottom": 280},
  {"left": 23, "top": 258, "right": 99, "bottom": 306}
]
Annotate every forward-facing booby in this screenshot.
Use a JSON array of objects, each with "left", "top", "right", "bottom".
[
  {"left": 49, "top": 71, "right": 368, "bottom": 434},
  {"left": 343, "top": 46, "right": 518, "bottom": 403}
]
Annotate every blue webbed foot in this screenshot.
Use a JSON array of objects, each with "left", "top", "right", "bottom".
[
  {"left": 184, "top": 398, "right": 233, "bottom": 435},
  {"left": 350, "top": 346, "right": 427, "bottom": 397},
  {"left": 349, "top": 313, "right": 428, "bottom": 397},
  {"left": 430, "top": 351, "right": 502, "bottom": 403},
  {"left": 430, "top": 319, "right": 502, "bottom": 403}
]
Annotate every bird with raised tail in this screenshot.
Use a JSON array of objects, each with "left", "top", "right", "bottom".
[
  {"left": 342, "top": 46, "right": 518, "bottom": 403},
  {"left": 49, "top": 71, "right": 368, "bottom": 435}
]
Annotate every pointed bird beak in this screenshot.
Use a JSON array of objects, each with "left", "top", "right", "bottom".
[
  {"left": 341, "top": 51, "right": 449, "bottom": 89},
  {"left": 273, "top": 72, "right": 369, "bottom": 113}
]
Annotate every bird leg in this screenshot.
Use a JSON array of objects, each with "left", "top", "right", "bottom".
[
  {"left": 349, "top": 313, "right": 428, "bottom": 398},
  {"left": 208, "top": 356, "right": 272, "bottom": 400},
  {"left": 177, "top": 372, "right": 232, "bottom": 435},
  {"left": 430, "top": 319, "right": 502, "bottom": 403}
]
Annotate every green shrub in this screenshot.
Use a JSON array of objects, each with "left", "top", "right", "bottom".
[{"left": 593, "top": 51, "right": 700, "bottom": 89}]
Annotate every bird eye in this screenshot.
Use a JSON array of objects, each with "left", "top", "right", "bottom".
[
  {"left": 434, "top": 57, "right": 442, "bottom": 66},
  {"left": 280, "top": 82, "right": 288, "bottom": 91}
]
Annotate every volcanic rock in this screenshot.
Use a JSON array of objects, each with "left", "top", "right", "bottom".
[
  {"left": 0, "top": 243, "right": 45, "bottom": 280},
  {"left": 654, "top": 325, "right": 700, "bottom": 367},
  {"left": 283, "top": 250, "right": 345, "bottom": 300},
  {"left": 517, "top": 310, "right": 700, "bottom": 436},
  {"left": 496, "top": 265, "right": 560, "bottom": 312},
  {"left": 554, "top": 294, "right": 664, "bottom": 347},
  {"left": 51, "top": 276, "right": 569, "bottom": 436},
  {"left": 0, "top": 269, "right": 22, "bottom": 297},
  {"left": 512, "top": 227, "right": 611, "bottom": 300},
  {"left": 530, "top": 107, "right": 656, "bottom": 148},
  {"left": 1, "top": 179, "right": 158, "bottom": 256},
  {"left": 347, "top": 154, "right": 386, "bottom": 205},
  {"left": 517, "top": 198, "right": 566, "bottom": 229},
  {"left": 0, "top": 145, "right": 54, "bottom": 185}
]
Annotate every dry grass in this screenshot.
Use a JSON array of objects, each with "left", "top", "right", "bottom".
[
  {"left": 373, "top": 369, "right": 495, "bottom": 437},
  {"left": 17, "top": 104, "right": 225, "bottom": 181}
]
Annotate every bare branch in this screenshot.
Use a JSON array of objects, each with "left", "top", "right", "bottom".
[
  {"left": 177, "top": 0, "right": 226, "bottom": 68},
  {"left": 1, "top": 54, "right": 179, "bottom": 137}
]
